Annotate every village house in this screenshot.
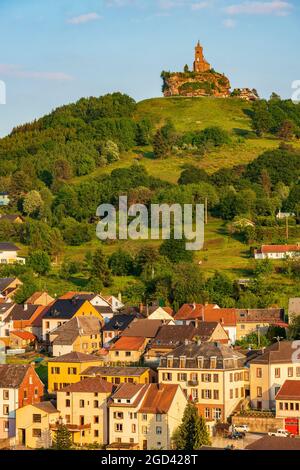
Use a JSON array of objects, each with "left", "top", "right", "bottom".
[
  {"left": 0, "top": 303, "right": 15, "bottom": 344},
  {"left": 198, "top": 305, "right": 237, "bottom": 344},
  {"left": 56, "top": 377, "right": 114, "bottom": 446},
  {"left": 121, "top": 319, "right": 163, "bottom": 342},
  {"left": 254, "top": 244, "right": 300, "bottom": 260},
  {"left": 47, "top": 351, "right": 103, "bottom": 393},
  {"left": 9, "top": 330, "right": 37, "bottom": 350},
  {"left": 25, "top": 291, "right": 55, "bottom": 307},
  {"left": 16, "top": 402, "right": 59, "bottom": 449},
  {"left": 174, "top": 303, "right": 212, "bottom": 326},
  {"left": 275, "top": 380, "right": 300, "bottom": 436},
  {"left": 144, "top": 323, "right": 229, "bottom": 365},
  {"left": 158, "top": 342, "right": 249, "bottom": 432},
  {"left": 108, "top": 382, "right": 187, "bottom": 450},
  {"left": 80, "top": 366, "right": 157, "bottom": 385},
  {"left": 288, "top": 298, "right": 300, "bottom": 321},
  {"left": 0, "top": 214, "right": 24, "bottom": 224},
  {"left": 0, "top": 193, "right": 10, "bottom": 206},
  {"left": 0, "top": 242, "right": 25, "bottom": 265},
  {"left": 0, "top": 364, "right": 44, "bottom": 440},
  {"left": 236, "top": 308, "right": 287, "bottom": 340},
  {"left": 42, "top": 298, "right": 104, "bottom": 341},
  {"left": 102, "top": 314, "right": 136, "bottom": 346},
  {"left": 107, "top": 336, "right": 148, "bottom": 365},
  {"left": 141, "top": 305, "right": 175, "bottom": 324},
  {"left": 0, "top": 277, "right": 22, "bottom": 299},
  {"left": 249, "top": 341, "right": 300, "bottom": 410},
  {"left": 59, "top": 291, "right": 119, "bottom": 319},
  {"left": 50, "top": 316, "right": 102, "bottom": 357}
]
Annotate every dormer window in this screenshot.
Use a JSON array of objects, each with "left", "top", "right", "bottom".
[
  {"left": 179, "top": 356, "right": 186, "bottom": 368},
  {"left": 210, "top": 357, "right": 217, "bottom": 369},
  {"left": 167, "top": 356, "right": 173, "bottom": 368},
  {"left": 197, "top": 356, "right": 204, "bottom": 368}
]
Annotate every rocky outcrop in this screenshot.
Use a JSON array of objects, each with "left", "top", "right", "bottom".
[
  {"left": 161, "top": 70, "right": 231, "bottom": 98},
  {"left": 231, "top": 88, "right": 259, "bottom": 101}
]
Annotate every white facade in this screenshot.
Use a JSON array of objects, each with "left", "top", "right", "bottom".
[{"left": 0, "top": 387, "right": 18, "bottom": 439}]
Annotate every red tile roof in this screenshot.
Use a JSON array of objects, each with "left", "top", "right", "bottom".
[
  {"left": 174, "top": 303, "right": 205, "bottom": 321},
  {"left": 203, "top": 306, "right": 237, "bottom": 326},
  {"left": 10, "top": 330, "right": 36, "bottom": 341},
  {"left": 110, "top": 336, "right": 146, "bottom": 351},
  {"left": 59, "top": 377, "right": 114, "bottom": 394},
  {"left": 257, "top": 244, "right": 300, "bottom": 254},
  {"left": 139, "top": 384, "right": 179, "bottom": 414},
  {"left": 275, "top": 380, "right": 300, "bottom": 400}
]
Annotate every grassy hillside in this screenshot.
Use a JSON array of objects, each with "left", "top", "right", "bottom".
[
  {"left": 135, "top": 96, "right": 253, "bottom": 133},
  {"left": 71, "top": 96, "right": 291, "bottom": 185}
]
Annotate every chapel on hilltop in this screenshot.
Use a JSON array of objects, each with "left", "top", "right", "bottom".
[{"left": 193, "top": 41, "right": 211, "bottom": 73}]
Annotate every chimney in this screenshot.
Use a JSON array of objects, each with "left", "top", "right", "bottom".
[
  {"left": 184, "top": 339, "right": 189, "bottom": 346},
  {"left": 118, "top": 292, "right": 122, "bottom": 302},
  {"left": 24, "top": 304, "right": 28, "bottom": 311},
  {"left": 192, "top": 302, "right": 196, "bottom": 310}
]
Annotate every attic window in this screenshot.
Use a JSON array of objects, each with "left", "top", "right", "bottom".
[
  {"left": 179, "top": 356, "right": 186, "bottom": 368},
  {"left": 167, "top": 356, "right": 173, "bottom": 368},
  {"left": 197, "top": 356, "right": 204, "bottom": 368},
  {"left": 210, "top": 357, "right": 217, "bottom": 369}
]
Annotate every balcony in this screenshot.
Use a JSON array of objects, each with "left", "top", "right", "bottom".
[
  {"left": 187, "top": 380, "right": 199, "bottom": 386},
  {"left": 50, "top": 422, "right": 91, "bottom": 432}
]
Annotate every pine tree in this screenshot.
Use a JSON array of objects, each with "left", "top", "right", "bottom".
[
  {"left": 172, "top": 403, "right": 211, "bottom": 450},
  {"left": 52, "top": 424, "right": 72, "bottom": 450},
  {"left": 91, "top": 247, "right": 112, "bottom": 287}
]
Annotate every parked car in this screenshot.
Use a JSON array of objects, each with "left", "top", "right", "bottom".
[
  {"left": 234, "top": 424, "right": 249, "bottom": 433},
  {"left": 228, "top": 431, "right": 245, "bottom": 440},
  {"left": 268, "top": 429, "right": 290, "bottom": 438}
]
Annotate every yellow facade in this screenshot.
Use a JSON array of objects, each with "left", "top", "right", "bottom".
[
  {"left": 48, "top": 356, "right": 103, "bottom": 393},
  {"left": 158, "top": 366, "right": 249, "bottom": 422},
  {"left": 52, "top": 332, "right": 102, "bottom": 357},
  {"left": 57, "top": 389, "right": 110, "bottom": 446},
  {"left": 250, "top": 362, "right": 300, "bottom": 410},
  {"left": 236, "top": 322, "right": 270, "bottom": 341},
  {"left": 16, "top": 403, "right": 59, "bottom": 449},
  {"left": 81, "top": 367, "right": 156, "bottom": 385}
]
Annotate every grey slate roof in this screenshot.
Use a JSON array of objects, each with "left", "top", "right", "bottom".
[
  {"left": 159, "top": 342, "right": 246, "bottom": 370},
  {"left": 0, "top": 364, "right": 30, "bottom": 388},
  {"left": 52, "top": 316, "right": 102, "bottom": 346}
]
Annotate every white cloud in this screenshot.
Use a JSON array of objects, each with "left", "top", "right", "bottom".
[
  {"left": 67, "top": 12, "right": 102, "bottom": 25},
  {"left": 225, "top": 1, "right": 293, "bottom": 16},
  {"left": 0, "top": 64, "right": 73, "bottom": 81},
  {"left": 223, "top": 18, "right": 237, "bottom": 27},
  {"left": 158, "top": 0, "right": 212, "bottom": 10}
]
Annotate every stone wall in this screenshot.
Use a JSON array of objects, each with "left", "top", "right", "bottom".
[{"left": 232, "top": 414, "right": 283, "bottom": 433}]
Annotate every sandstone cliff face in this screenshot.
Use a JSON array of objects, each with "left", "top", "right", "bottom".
[{"left": 162, "top": 71, "right": 231, "bottom": 98}]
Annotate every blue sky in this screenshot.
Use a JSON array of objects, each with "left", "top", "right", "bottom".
[{"left": 0, "top": 0, "right": 299, "bottom": 136}]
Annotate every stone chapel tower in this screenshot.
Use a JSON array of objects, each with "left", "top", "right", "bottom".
[{"left": 193, "top": 41, "right": 211, "bottom": 73}]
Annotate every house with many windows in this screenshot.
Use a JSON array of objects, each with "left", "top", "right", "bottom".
[
  {"left": 108, "top": 382, "right": 187, "bottom": 450},
  {"left": 47, "top": 351, "right": 102, "bottom": 393},
  {"left": 0, "top": 364, "right": 44, "bottom": 440},
  {"left": 56, "top": 377, "right": 114, "bottom": 446},
  {"left": 158, "top": 342, "right": 249, "bottom": 430},
  {"left": 249, "top": 341, "right": 300, "bottom": 410}
]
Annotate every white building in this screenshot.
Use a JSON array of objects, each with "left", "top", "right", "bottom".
[
  {"left": 254, "top": 244, "right": 300, "bottom": 260},
  {"left": 0, "top": 243, "right": 25, "bottom": 265}
]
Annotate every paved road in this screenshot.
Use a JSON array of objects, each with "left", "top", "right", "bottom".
[{"left": 211, "top": 433, "right": 263, "bottom": 450}]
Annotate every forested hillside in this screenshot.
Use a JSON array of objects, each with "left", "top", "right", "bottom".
[{"left": 1, "top": 92, "right": 300, "bottom": 311}]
